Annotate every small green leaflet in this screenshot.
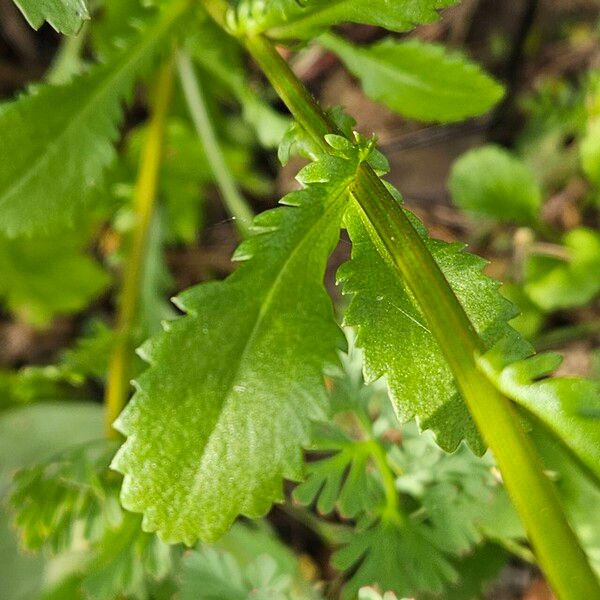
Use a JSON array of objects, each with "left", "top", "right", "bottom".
[
  {"left": 112, "top": 150, "right": 361, "bottom": 544},
  {"left": 320, "top": 35, "right": 504, "bottom": 123},
  {"left": 11, "top": 439, "right": 173, "bottom": 600},
  {"left": 333, "top": 515, "right": 457, "bottom": 600},
  {"left": 232, "top": 0, "right": 458, "bottom": 40},
  {"left": 12, "top": 0, "right": 89, "bottom": 35},
  {"left": 480, "top": 341, "right": 600, "bottom": 484},
  {"left": 293, "top": 426, "right": 383, "bottom": 519},
  {"left": 338, "top": 203, "right": 519, "bottom": 452},
  {"left": 181, "top": 548, "right": 297, "bottom": 600},
  {"left": 0, "top": 0, "right": 188, "bottom": 236},
  {"left": 524, "top": 228, "right": 600, "bottom": 311},
  {"left": 449, "top": 145, "right": 542, "bottom": 225},
  {"left": 391, "top": 428, "right": 495, "bottom": 555},
  {"left": 0, "top": 231, "right": 108, "bottom": 327}
]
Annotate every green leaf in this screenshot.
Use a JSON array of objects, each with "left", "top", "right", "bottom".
[
  {"left": 0, "top": 230, "right": 109, "bottom": 327},
  {"left": 112, "top": 150, "right": 361, "bottom": 544},
  {"left": 186, "top": 19, "right": 290, "bottom": 149},
  {"left": 122, "top": 118, "right": 210, "bottom": 242},
  {"left": 531, "top": 423, "right": 600, "bottom": 574},
  {"left": 233, "top": 0, "right": 458, "bottom": 40},
  {"left": 449, "top": 145, "right": 542, "bottom": 224},
  {"left": 332, "top": 515, "right": 457, "bottom": 600},
  {"left": 216, "top": 522, "right": 323, "bottom": 599},
  {"left": 580, "top": 72, "right": 600, "bottom": 188},
  {"left": 11, "top": 441, "right": 121, "bottom": 553},
  {"left": 181, "top": 547, "right": 302, "bottom": 600},
  {"left": 12, "top": 0, "right": 89, "bottom": 34},
  {"left": 59, "top": 320, "right": 115, "bottom": 382},
  {"left": 10, "top": 438, "right": 173, "bottom": 600},
  {"left": 392, "top": 427, "right": 496, "bottom": 555},
  {"left": 0, "top": 0, "right": 189, "bottom": 236},
  {"left": 480, "top": 344, "right": 600, "bottom": 484},
  {"left": 293, "top": 427, "right": 383, "bottom": 519},
  {"left": 338, "top": 203, "right": 520, "bottom": 452},
  {"left": 524, "top": 228, "right": 600, "bottom": 311},
  {"left": 500, "top": 283, "right": 545, "bottom": 339},
  {"left": 581, "top": 119, "right": 600, "bottom": 187},
  {"left": 441, "top": 544, "right": 509, "bottom": 600},
  {"left": 320, "top": 35, "right": 504, "bottom": 123},
  {"left": 0, "top": 402, "right": 102, "bottom": 600}
]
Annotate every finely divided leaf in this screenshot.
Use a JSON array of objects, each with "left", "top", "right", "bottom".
[
  {"left": 338, "top": 203, "right": 519, "bottom": 452},
  {"left": 181, "top": 548, "right": 296, "bottom": 600},
  {"left": 112, "top": 153, "right": 359, "bottom": 544},
  {"left": 333, "top": 516, "right": 457, "bottom": 600},
  {"left": 11, "top": 439, "right": 173, "bottom": 600},
  {"left": 321, "top": 36, "right": 504, "bottom": 123},
  {"left": 293, "top": 426, "right": 383, "bottom": 519},
  {"left": 0, "top": 0, "right": 188, "bottom": 236},
  {"left": 233, "top": 0, "right": 457, "bottom": 40},
  {"left": 12, "top": 0, "right": 89, "bottom": 34}
]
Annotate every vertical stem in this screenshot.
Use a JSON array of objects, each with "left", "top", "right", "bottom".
[
  {"left": 177, "top": 51, "right": 254, "bottom": 238},
  {"left": 196, "top": 4, "right": 599, "bottom": 594},
  {"left": 46, "top": 23, "right": 88, "bottom": 84},
  {"left": 105, "top": 59, "right": 175, "bottom": 438}
]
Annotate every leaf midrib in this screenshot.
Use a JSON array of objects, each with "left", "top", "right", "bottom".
[{"left": 191, "top": 179, "right": 352, "bottom": 501}]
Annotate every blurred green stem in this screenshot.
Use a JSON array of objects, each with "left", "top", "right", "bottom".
[
  {"left": 104, "top": 58, "right": 175, "bottom": 438},
  {"left": 46, "top": 23, "right": 88, "bottom": 84},
  {"left": 534, "top": 319, "right": 600, "bottom": 352},
  {"left": 177, "top": 51, "right": 254, "bottom": 238}
]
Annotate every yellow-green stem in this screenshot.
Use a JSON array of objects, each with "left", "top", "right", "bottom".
[
  {"left": 104, "top": 59, "right": 175, "bottom": 438},
  {"left": 177, "top": 51, "right": 254, "bottom": 238},
  {"left": 197, "top": 2, "right": 599, "bottom": 596}
]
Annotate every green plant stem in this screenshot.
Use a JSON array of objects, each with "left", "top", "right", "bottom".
[
  {"left": 367, "top": 440, "right": 400, "bottom": 515},
  {"left": 46, "top": 23, "right": 88, "bottom": 84},
  {"left": 246, "top": 39, "right": 599, "bottom": 597},
  {"left": 104, "top": 59, "right": 175, "bottom": 438},
  {"left": 198, "top": 3, "right": 599, "bottom": 595},
  {"left": 534, "top": 318, "right": 600, "bottom": 352},
  {"left": 176, "top": 51, "right": 254, "bottom": 238},
  {"left": 279, "top": 503, "right": 348, "bottom": 543}
]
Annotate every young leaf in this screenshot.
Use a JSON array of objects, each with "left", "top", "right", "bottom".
[
  {"left": 449, "top": 145, "right": 543, "bottom": 224},
  {"left": 233, "top": 0, "right": 457, "bottom": 40},
  {"left": 333, "top": 515, "right": 457, "bottom": 600},
  {"left": 524, "top": 228, "right": 600, "bottom": 311},
  {"left": 12, "top": 0, "right": 89, "bottom": 35},
  {"left": 480, "top": 345, "right": 600, "bottom": 484},
  {"left": 320, "top": 35, "right": 504, "bottom": 123},
  {"left": 338, "top": 203, "right": 520, "bottom": 452},
  {"left": 0, "top": 0, "right": 189, "bottom": 236},
  {"left": 181, "top": 548, "right": 299, "bottom": 600},
  {"left": 10, "top": 439, "right": 173, "bottom": 600},
  {"left": 0, "top": 402, "right": 103, "bottom": 600},
  {"left": 11, "top": 441, "right": 121, "bottom": 553},
  {"left": 0, "top": 231, "right": 109, "bottom": 327},
  {"left": 112, "top": 150, "right": 362, "bottom": 544},
  {"left": 293, "top": 426, "right": 383, "bottom": 519}
]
